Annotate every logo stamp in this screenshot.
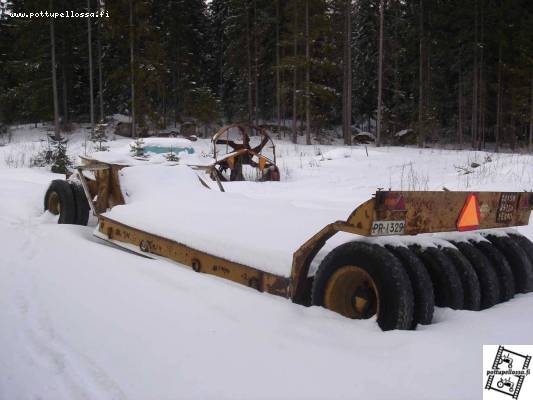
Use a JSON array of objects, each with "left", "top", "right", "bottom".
[{"left": 484, "top": 345, "right": 532, "bottom": 399}]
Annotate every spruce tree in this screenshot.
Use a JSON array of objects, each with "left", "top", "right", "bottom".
[{"left": 90, "top": 123, "right": 109, "bottom": 151}]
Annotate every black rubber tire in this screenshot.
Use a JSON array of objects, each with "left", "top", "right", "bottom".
[
  {"left": 450, "top": 241, "right": 500, "bottom": 309},
  {"left": 484, "top": 234, "right": 533, "bottom": 293},
  {"left": 471, "top": 240, "right": 515, "bottom": 302},
  {"left": 385, "top": 245, "right": 434, "bottom": 327},
  {"left": 70, "top": 181, "right": 90, "bottom": 226},
  {"left": 441, "top": 246, "right": 481, "bottom": 311},
  {"left": 508, "top": 233, "right": 533, "bottom": 265},
  {"left": 409, "top": 245, "right": 464, "bottom": 310},
  {"left": 312, "top": 242, "right": 414, "bottom": 331},
  {"left": 43, "top": 180, "right": 77, "bottom": 224}
]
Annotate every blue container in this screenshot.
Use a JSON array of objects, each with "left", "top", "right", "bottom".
[{"left": 144, "top": 146, "right": 194, "bottom": 155}]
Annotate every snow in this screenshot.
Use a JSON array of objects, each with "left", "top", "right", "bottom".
[
  {"left": 141, "top": 136, "right": 194, "bottom": 149},
  {"left": 1, "top": 124, "right": 533, "bottom": 399},
  {"left": 106, "top": 164, "right": 341, "bottom": 277},
  {"left": 87, "top": 140, "right": 210, "bottom": 167},
  {"left": 437, "top": 231, "right": 492, "bottom": 243},
  {"left": 320, "top": 147, "right": 353, "bottom": 160},
  {"left": 394, "top": 129, "right": 413, "bottom": 138},
  {"left": 110, "top": 113, "right": 132, "bottom": 124}
]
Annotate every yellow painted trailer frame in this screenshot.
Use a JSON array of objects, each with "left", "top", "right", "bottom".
[{"left": 76, "top": 158, "right": 533, "bottom": 307}]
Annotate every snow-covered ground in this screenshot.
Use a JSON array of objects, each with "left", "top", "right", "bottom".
[{"left": 1, "top": 124, "right": 533, "bottom": 399}]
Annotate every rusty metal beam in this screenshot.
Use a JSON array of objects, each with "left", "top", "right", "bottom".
[
  {"left": 371, "top": 191, "right": 533, "bottom": 235},
  {"left": 84, "top": 159, "right": 532, "bottom": 307},
  {"left": 98, "top": 216, "right": 290, "bottom": 298}
]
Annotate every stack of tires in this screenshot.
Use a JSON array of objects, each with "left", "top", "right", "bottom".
[
  {"left": 311, "top": 233, "right": 533, "bottom": 331},
  {"left": 43, "top": 179, "right": 90, "bottom": 226}
]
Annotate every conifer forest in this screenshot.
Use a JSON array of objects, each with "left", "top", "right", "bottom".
[{"left": 0, "top": 0, "right": 532, "bottom": 150}]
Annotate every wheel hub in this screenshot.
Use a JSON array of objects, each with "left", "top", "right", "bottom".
[
  {"left": 323, "top": 265, "right": 379, "bottom": 319},
  {"left": 47, "top": 191, "right": 60, "bottom": 215}
]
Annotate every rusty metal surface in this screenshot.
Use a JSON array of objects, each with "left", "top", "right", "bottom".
[
  {"left": 98, "top": 216, "right": 290, "bottom": 298},
  {"left": 370, "top": 191, "right": 533, "bottom": 235},
  {"left": 85, "top": 160, "right": 532, "bottom": 306},
  {"left": 289, "top": 190, "right": 532, "bottom": 302},
  {"left": 76, "top": 169, "right": 97, "bottom": 216},
  {"left": 210, "top": 124, "right": 280, "bottom": 182},
  {"left": 290, "top": 221, "right": 369, "bottom": 303},
  {"left": 78, "top": 160, "right": 126, "bottom": 215}
]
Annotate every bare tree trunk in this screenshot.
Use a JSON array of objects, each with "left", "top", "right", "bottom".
[
  {"left": 50, "top": 0, "right": 60, "bottom": 140},
  {"left": 276, "top": 0, "right": 281, "bottom": 136},
  {"left": 253, "top": 0, "right": 259, "bottom": 126},
  {"left": 342, "top": 0, "right": 352, "bottom": 145},
  {"left": 426, "top": 30, "right": 431, "bottom": 135},
  {"left": 97, "top": 16, "right": 104, "bottom": 122},
  {"left": 471, "top": 0, "right": 479, "bottom": 149},
  {"left": 458, "top": 68, "right": 463, "bottom": 149},
  {"left": 87, "top": 0, "right": 94, "bottom": 134},
  {"left": 62, "top": 66, "right": 68, "bottom": 124},
  {"left": 218, "top": 20, "right": 224, "bottom": 100},
  {"left": 376, "top": 0, "right": 384, "bottom": 147},
  {"left": 479, "top": 3, "right": 485, "bottom": 149},
  {"left": 305, "top": 0, "right": 311, "bottom": 145},
  {"left": 529, "top": 70, "right": 533, "bottom": 153},
  {"left": 495, "top": 40, "right": 502, "bottom": 153},
  {"left": 246, "top": 2, "right": 253, "bottom": 127},
  {"left": 129, "top": 0, "right": 136, "bottom": 138},
  {"left": 417, "top": 0, "right": 424, "bottom": 148},
  {"left": 292, "top": 1, "right": 298, "bottom": 144},
  {"left": 175, "top": 38, "right": 181, "bottom": 127}
]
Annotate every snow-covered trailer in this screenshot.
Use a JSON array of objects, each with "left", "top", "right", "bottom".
[{"left": 43, "top": 160, "right": 533, "bottom": 330}]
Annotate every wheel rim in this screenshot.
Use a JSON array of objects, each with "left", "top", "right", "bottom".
[
  {"left": 323, "top": 265, "right": 379, "bottom": 319},
  {"left": 47, "top": 191, "right": 61, "bottom": 215}
]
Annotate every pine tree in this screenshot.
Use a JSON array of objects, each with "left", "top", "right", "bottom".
[
  {"left": 129, "top": 137, "right": 145, "bottom": 158},
  {"left": 90, "top": 123, "right": 109, "bottom": 151},
  {"left": 49, "top": 136, "right": 72, "bottom": 174},
  {"left": 165, "top": 146, "right": 180, "bottom": 162}
]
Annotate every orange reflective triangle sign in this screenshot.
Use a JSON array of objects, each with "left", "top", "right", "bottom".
[{"left": 457, "top": 193, "right": 480, "bottom": 231}]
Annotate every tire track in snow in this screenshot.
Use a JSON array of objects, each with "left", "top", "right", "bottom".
[{"left": 7, "top": 217, "right": 127, "bottom": 400}]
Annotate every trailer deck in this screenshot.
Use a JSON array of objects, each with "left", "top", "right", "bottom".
[{"left": 99, "top": 164, "right": 346, "bottom": 278}]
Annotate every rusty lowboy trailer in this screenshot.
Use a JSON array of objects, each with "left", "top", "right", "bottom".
[{"left": 44, "top": 159, "right": 533, "bottom": 331}]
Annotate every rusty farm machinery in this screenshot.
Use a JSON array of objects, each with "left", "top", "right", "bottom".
[
  {"left": 43, "top": 146, "right": 533, "bottom": 331},
  {"left": 208, "top": 124, "right": 280, "bottom": 182}
]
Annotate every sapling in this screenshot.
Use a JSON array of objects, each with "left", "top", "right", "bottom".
[
  {"left": 91, "top": 123, "right": 109, "bottom": 151},
  {"left": 130, "top": 138, "right": 146, "bottom": 158}
]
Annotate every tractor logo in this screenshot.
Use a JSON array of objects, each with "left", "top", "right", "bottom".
[
  {"left": 484, "top": 346, "right": 532, "bottom": 399},
  {"left": 498, "top": 353, "right": 514, "bottom": 370}
]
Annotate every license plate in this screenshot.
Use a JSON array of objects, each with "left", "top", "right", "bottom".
[{"left": 370, "top": 220, "right": 406, "bottom": 236}]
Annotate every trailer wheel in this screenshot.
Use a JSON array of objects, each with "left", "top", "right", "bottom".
[
  {"left": 410, "top": 246, "right": 464, "bottom": 310},
  {"left": 471, "top": 240, "right": 515, "bottom": 302},
  {"left": 311, "top": 242, "right": 414, "bottom": 331},
  {"left": 44, "top": 180, "right": 76, "bottom": 224},
  {"left": 450, "top": 241, "right": 500, "bottom": 309},
  {"left": 441, "top": 247, "right": 481, "bottom": 311},
  {"left": 508, "top": 233, "right": 533, "bottom": 265},
  {"left": 385, "top": 245, "right": 434, "bottom": 327},
  {"left": 484, "top": 235, "right": 533, "bottom": 293},
  {"left": 70, "top": 181, "right": 90, "bottom": 226}
]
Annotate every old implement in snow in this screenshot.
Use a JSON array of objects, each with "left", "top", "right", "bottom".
[
  {"left": 210, "top": 124, "right": 280, "bottom": 182},
  {"left": 44, "top": 161, "right": 533, "bottom": 330}
]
